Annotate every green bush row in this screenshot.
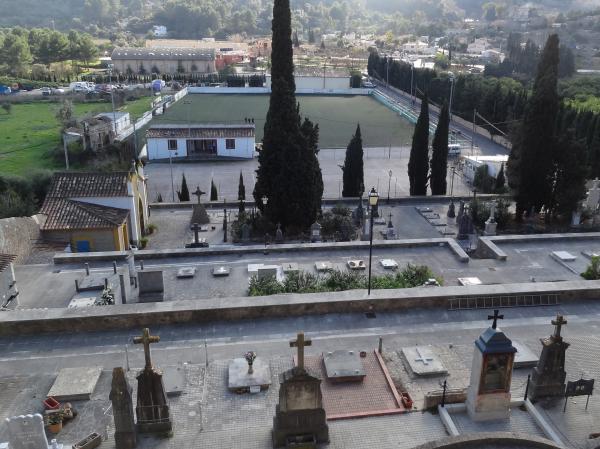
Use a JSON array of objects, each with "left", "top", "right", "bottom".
[{"left": 248, "top": 264, "right": 440, "bottom": 296}]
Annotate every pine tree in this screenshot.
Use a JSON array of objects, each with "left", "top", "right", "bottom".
[
  {"left": 320, "top": 40, "right": 325, "bottom": 50},
  {"left": 430, "top": 102, "right": 449, "bottom": 195},
  {"left": 507, "top": 34, "right": 560, "bottom": 218},
  {"left": 253, "top": 0, "right": 323, "bottom": 229},
  {"left": 495, "top": 163, "right": 506, "bottom": 192},
  {"left": 238, "top": 171, "right": 246, "bottom": 200},
  {"left": 408, "top": 94, "right": 430, "bottom": 196},
  {"left": 210, "top": 179, "right": 218, "bottom": 201},
  {"left": 308, "top": 28, "right": 315, "bottom": 44},
  {"left": 341, "top": 124, "right": 364, "bottom": 197},
  {"left": 177, "top": 173, "right": 190, "bottom": 202}
]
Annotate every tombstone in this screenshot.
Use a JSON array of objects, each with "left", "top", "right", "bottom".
[
  {"left": 585, "top": 178, "right": 600, "bottom": 211},
  {"left": 361, "top": 210, "right": 371, "bottom": 241},
  {"left": 275, "top": 223, "right": 284, "bottom": 244},
  {"left": 212, "top": 265, "right": 230, "bottom": 277},
  {"left": 354, "top": 195, "right": 364, "bottom": 226},
  {"left": 529, "top": 314, "right": 570, "bottom": 402},
  {"left": 310, "top": 222, "right": 322, "bottom": 243},
  {"left": 323, "top": 350, "right": 366, "bottom": 383},
  {"left": 466, "top": 310, "right": 517, "bottom": 421},
  {"left": 137, "top": 270, "right": 164, "bottom": 302},
  {"left": 457, "top": 206, "right": 474, "bottom": 240},
  {"left": 484, "top": 202, "right": 497, "bottom": 236},
  {"left": 190, "top": 204, "right": 209, "bottom": 226},
  {"left": 176, "top": 267, "right": 196, "bottom": 278},
  {"left": 447, "top": 200, "right": 456, "bottom": 219},
  {"left": 228, "top": 351, "right": 272, "bottom": 393},
  {"left": 110, "top": 367, "right": 137, "bottom": 449},
  {"left": 272, "top": 332, "right": 329, "bottom": 448},
  {"left": 133, "top": 328, "right": 172, "bottom": 433},
  {"left": 401, "top": 346, "right": 447, "bottom": 376},
  {"left": 241, "top": 223, "right": 251, "bottom": 242},
  {"left": 223, "top": 208, "right": 228, "bottom": 243},
  {"left": 186, "top": 223, "right": 204, "bottom": 248},
  {"left": 282, "top": 263, "right": 300, "bottom": 274},
  {"left": 346, "top": 260, "right": 366, "bottom": 270},
  {"left": 314, "top": 261, "right": 333, "bottom": 272},
  {"left": 380, "top": 259, "right": 398, "bottom": 270},
  {"left": 5, "top": 414, "right": 49, "bottom": 449},
  {"left": 386, "top": 226, "right": 397, "bottom": 240},
  {"left": 258, "top": 266, "right": 279, "bottom": 280}
]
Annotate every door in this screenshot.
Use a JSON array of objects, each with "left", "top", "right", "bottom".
[{"left": 76, "top": 240, "right": 91, "bottom": 252}]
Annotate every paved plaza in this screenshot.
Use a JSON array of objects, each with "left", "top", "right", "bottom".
[
  {"left": 143, "top": 147, "right": 475, "bottom": 203},
  {"left": 2, "top": 304, "right": 600, "bottom": 448}
]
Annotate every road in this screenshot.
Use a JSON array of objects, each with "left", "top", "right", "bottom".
[{"left": 373, "top": 80, "right": 510, "bottom": 157}]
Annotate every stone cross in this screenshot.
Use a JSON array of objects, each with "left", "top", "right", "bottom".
[
  {"left": 290, "top": 331, "right": 312, "bottom": 371},
  {"left": 388, "top": 212, "right": 393, "bottom": 228},
  {"left": 133, "top": 328, "right": 160, "bottom": 370},
  {"left": 552, "top": 314, "right": 567, "bottom": 339},
  {"left": 488, "top": 202, "right": 496, "bottom": 222},
  {"left": 414, "top": 347, "right": 433, "bottom": 366},
  {"left": 192, "top": 186, "right": 206, "bottom": 205},
  {"left": 488, "top": 309, "right": 504, "bottom": 329},
  {"left": 191, "top": 222, "right": 201, "bottom": 244}
]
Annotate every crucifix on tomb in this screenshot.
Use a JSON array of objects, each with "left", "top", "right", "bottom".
[
  {"left": 192, "top": 186, "right": 206, "bottom": 205},
  {"left": 133, "top": 327, "right": 160, "bottom": 370},
  {"left": 290, "top": 331, "right": 312, "bottom": 371},
  {"left": 488, "top": 309, "right": 504, "bottom": 329},
  {"left": 414, "top": 347, "right": 433, "bottom": 366},
  {"left": 191, "top": 222, "right": 201, "bottom": 245},
  {"left": 552, "top": 314, "right": 567, "bottom": 340}
]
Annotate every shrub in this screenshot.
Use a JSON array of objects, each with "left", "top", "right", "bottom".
[
  {"left": 582, "top": 256, "right": 600, "bottom": 280},
  {"left": 147, "top": 223, "right": 158, "bottom": 234},
  {"left": 139, "top": 237, "right": 148, "bottom": 249}
]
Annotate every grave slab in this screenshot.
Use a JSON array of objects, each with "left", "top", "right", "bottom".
[
  {"left": 401, "top": 346, "right": 448, "bottom": 376},
  {"left": 163, "top": 364, "right": 185, "bottom": 397},
  {"left": 176, "top": 267, "right": 196, "bottom": 278},
  {"left": 315, "top": 261, "right": 334, "bottom": 272},
  {"left": 346, "top": 260, "right": 366, "bottom": 270},
  {"left": 67, "top": 293, "right": 97, "bottom": 309},
  {"left": 512, "top": 340, "right": 540, "bottom": 368},
  {"left": 323, "top": 350, "right": 366, "bottom": 383},
  {"left": 380, "top": 259, "right": 398, "bottom": 270},
  {"left": 457, "top": 277, "right": 482, "bottom": 286},
  {"left": 582, "top": 250, "right": 600, "bottom": 259},
  {"left": 212, "top": 266, "right": 230, "bottom": 277},
  {"left": 47, "top": 367, "right": 102, "bottom": 401},
  {"left": 137, "top": 270, "right": 164, "bottom": 302},
  {"left": 282, "top": 263, "right": 300, "bottom": 274},
  {"left": 551, "top": 251, "right": 576, "bottom": 262},
  {"left": 257, "top": 265, "right": 279, "bottom": 280},
  {"left": 227, "top": 357, "right": 271, "bottom": 393}
]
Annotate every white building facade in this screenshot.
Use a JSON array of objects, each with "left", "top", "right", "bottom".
[
  {"left": 463, "top": 155, "right": 508, "bottom": 183},
  {"left": 146, "top": 124, "right": 255, "bottom": 160}
]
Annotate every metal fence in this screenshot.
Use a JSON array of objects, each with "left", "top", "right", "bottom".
[{"left": 448, "top": 293, "right": 560, "bottom": 310}]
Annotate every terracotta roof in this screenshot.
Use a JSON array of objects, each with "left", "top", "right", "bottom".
[
  {"left": 0, "top": 254, "right": 16, "bottom": 273},
  {"left": 46, "top": 172, "right": 129, "bottom": 199},
  {"left": 147, "top": 125, "right": 255, "bottom": 139},
  {"left": 41, "top": 199, "right": 129, "bottom": 231}
]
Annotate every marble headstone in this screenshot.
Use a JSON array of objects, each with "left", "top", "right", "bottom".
[{"left": 5, "top": 414, "right": 49, "bottom": 449}]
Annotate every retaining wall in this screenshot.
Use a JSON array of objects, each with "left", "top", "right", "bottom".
[
  {"left": 1, "top": 280, "right": 599, "bottom": 336},
  {"left": 0, "top": 215, "right": 44, "bottom": 263}
]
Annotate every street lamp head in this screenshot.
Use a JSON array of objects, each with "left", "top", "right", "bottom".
[
  {"left": 261, "top": 195, "right": 268, "bottom": 206},
  {"left": 368, "top": 187, "right": 379, "bottom": 207}
]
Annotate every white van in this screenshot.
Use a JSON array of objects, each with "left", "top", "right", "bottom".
[
  {"left": 70, "top": 81, "right": 92, "bottom": 93},
  {"left": 448, "top": 144, "right": 461, "bottom": 156}
]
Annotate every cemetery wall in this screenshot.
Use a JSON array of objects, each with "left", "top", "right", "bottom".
[
  {"left": 0, "top": 214, "right": 44, "bottom": 263},
  {"left": 1, "top": 279, "right": 599, "bottom": 335}
]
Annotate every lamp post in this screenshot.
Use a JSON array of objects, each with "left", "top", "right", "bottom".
[
  {"left": 448, "top": 72, "right": 455, "bottom": 123},
  {"left": 387, "top": 170, "right": 393, "bottom": 203},
  {"left": 367, "top": 187, "right": 379, "bottom": 295},
  {"left": 262, "top": 196, "right": 269, "bottom": 254},
  {"left": 169, "top": 148, "right": 175, "bottom": 202},
  {"left": 410, "top": 64, "right": 414, "bottom": 105}
]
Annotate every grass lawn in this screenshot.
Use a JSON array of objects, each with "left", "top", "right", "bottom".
[
  {"left": 151, "top": 94, "right": 414, "bottom": 148},
  {"left": 0, "top": 97, "right": 153, "bottom": 176}
]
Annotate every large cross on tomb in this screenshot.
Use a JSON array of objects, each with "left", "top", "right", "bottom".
[
  {"left": 290, "top": 331, "right": 312, "bottom": 371},
  {"left": 133, "top": 327, "right": 160, "bottom": 370},
  {"left": 552, "top": 314, "right": 567, "bottom": 339},
  {"left": 488, "top": 309, "right": 504, "bottom": 330}
]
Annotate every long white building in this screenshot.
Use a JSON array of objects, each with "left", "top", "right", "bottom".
[{"left": 146, "top": 124, "right": 256, "bottom": 160}]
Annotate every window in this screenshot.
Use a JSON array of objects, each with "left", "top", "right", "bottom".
[
  {"left": 168, "top": 139, "right": 177, "bottom": 151},
  {"left": 226, "top": 139, "right": 236, "bottom": 150}
]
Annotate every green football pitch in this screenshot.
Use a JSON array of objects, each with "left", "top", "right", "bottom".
[{"left": 151, "top": 94, "right": 414, "bottom": 148}]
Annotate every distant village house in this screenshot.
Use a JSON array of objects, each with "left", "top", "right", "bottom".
[{"left": 110, "top": 47, "right": 216, "bottom": 75}]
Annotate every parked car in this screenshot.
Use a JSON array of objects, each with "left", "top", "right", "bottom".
[
  {"left": 52, "top": 88, "right": 65, "bottom": 95},
  {"left": 0, "top": 85, "right": 11, "bottom": 95},
  {"left": 362, "top": 81, "right": 375, "bottom": 88},
  {"left": 41, "top": 87, "right": 52, "bottom": 96}
]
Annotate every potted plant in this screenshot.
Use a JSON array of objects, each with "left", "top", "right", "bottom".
[{"left": 46, "top": 412, "right": 63, "bottom": 434}]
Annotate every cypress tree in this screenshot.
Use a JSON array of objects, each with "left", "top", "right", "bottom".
[
  {"left": 210, "top": 179, "right": 218, "bottom": 201},
  {"left": 341, "top": 124, "right": 364, "bottom": 197},
  {"left": 588, "top": 117, "right": 600, "bottom": 178},
  {"left": 430, "top": 102, "right": 449, "bottom": 195},
  {"left": 408, "top": 94, "right": 430, "bottom": 196},
  {"left": 507, "top": 34, "right": 560, "bottom": 218},
  {"left": 253, "top": 0, "right": 323, "bottom": 229},
  {"left": 552, "top": 133, "right": 588, "bottom": 217},
  {"left": 495, "top": 163, "right": 506, "bottom": 192},
  {"left": 177, "top": 173, "right": 190, "bottom": 202},
  {"left": 238, "top": 171, "right": 246, "bottom": 200},
  {"left": 293, "top": 30, "right": 300, "bottom": 47}
]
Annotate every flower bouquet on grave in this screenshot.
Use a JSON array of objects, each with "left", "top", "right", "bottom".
[
  {"left": 45, "top": 410, "right": 64, "bottom": 433},
  {"left": 244, "top": 351, "right": 257, "bottom": 374}
]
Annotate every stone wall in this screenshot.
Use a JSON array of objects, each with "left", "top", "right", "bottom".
[{"left": 0, "top": 215, "right": 44, "bottom": 263}]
